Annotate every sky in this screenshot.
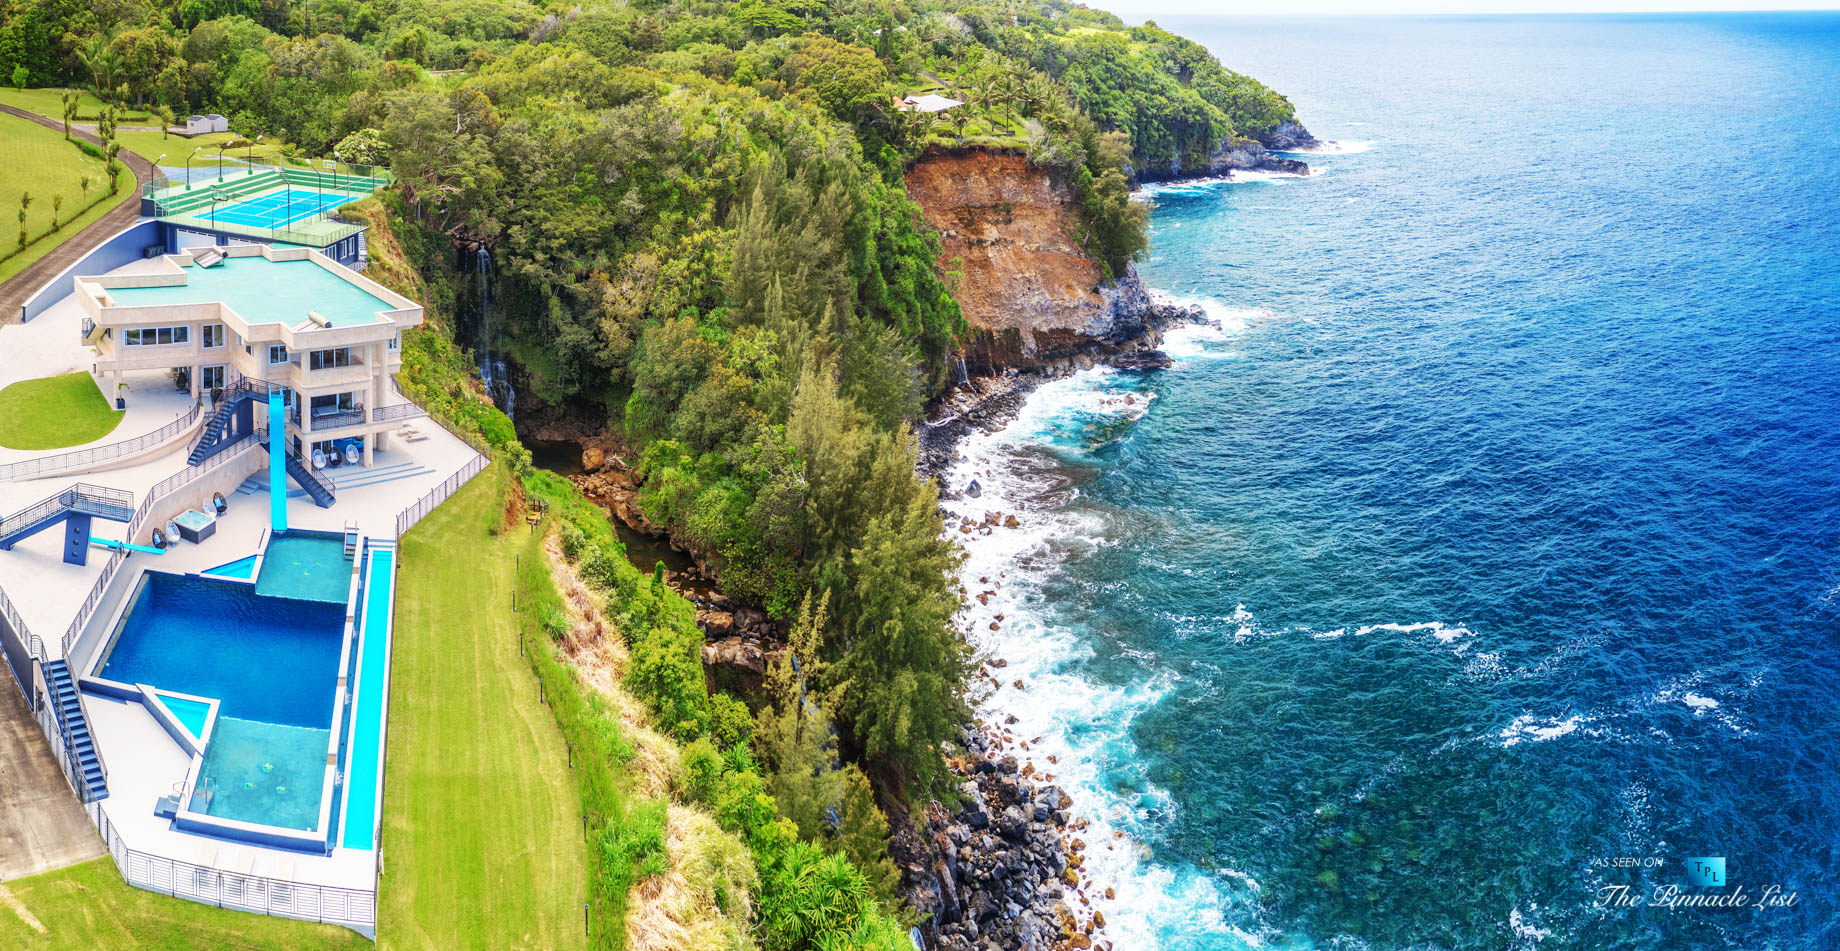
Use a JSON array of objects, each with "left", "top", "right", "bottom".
[{"left": 1085, "top": 0, "right": 1838, "bottom": 16}]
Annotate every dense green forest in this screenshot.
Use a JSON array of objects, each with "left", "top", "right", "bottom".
[{"left": 2, "top": 1, "right": 1297, "bottom": 945}]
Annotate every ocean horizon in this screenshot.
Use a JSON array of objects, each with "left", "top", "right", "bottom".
[{"left": 947, "top": 11, "right": 1840, "bottom": 950}]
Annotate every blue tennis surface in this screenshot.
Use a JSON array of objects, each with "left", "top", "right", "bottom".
[{"left": 208, "top": 189, "right": 350, "bottom": 229}]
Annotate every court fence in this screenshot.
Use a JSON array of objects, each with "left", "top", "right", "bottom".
[{"left": 140, "top": 157, "right": 392, "bottom": 248}]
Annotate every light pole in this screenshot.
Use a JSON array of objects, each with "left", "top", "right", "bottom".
[
  {"left": 248, "top": 134, "right": 262, "bottom": 169},
  {"left": 186, "top": 146, "right": 202, "bottom": 188},
  {"left": 216, "top": 141, "right": 230, "bottom": 180}
]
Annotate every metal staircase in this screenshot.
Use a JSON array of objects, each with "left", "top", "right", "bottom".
[
  {"left": 0, "top": 484, "right": 134, "bottom": 550},
  {"left": 284, "top": 451, "right": 337, "bottom": 508},
  {"left": 43, "top": 660, "right": 108, "bottom": 803},
  {"left": 188, "top": 378, "right": 280, "bottom": 465}
]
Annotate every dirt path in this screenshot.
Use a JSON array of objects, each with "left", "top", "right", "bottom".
[{"left": 0, "top": 104, "right": 156, "bottom": 324}]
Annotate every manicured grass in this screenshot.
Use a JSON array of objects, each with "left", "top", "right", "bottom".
[
  {"left": 0, "top": 111, "right": 137, "bottom": 284},
  {"left": 378, "top": 460, "right": 589, "bottom": 951},
  {"left": 115, "top": 129, "right": 287, "bottom": 169},
  {"left": 0, "top": 857, "right": 369, "bottom": 950},
  {"left": 0, "top": 373, "right": 124, "bottom": 450},
  {"left": 0, "top": 87, "right": 150, "bottom": 123}
]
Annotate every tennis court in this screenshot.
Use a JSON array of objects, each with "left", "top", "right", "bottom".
[{"left": 206, "top": 188, "right": 354, "bottom": 229}]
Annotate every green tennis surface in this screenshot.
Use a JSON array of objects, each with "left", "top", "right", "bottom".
[{"left": 207, "top": 189, "right": 352, "bottom": 229}]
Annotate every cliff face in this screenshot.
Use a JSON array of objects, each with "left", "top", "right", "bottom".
[
  {"left": 1137, "top": 120, "right": 1321, "bottom": 182},
  {"left": 903, "top": 147, "right": 1156, "bottom": 366}
]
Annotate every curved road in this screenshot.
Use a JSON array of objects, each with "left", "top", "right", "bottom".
[{"left": 0, "top": 103, "right": 157, "bottom": 323}]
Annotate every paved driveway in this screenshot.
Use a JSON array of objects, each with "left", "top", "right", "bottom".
[{"left": 0, "top": 683, "right": 103, "bottom": 881}]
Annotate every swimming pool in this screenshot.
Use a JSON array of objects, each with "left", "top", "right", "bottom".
[
  {"left": 98, "top": 572, "right": 345, "bottom": 832},
  {"left": 256, "top": 530, "right": 352, "bottom": 603}
]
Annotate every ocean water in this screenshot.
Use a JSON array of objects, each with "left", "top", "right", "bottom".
[{"left": 945, "top": 14, "right": 1840, "bottom": 950}]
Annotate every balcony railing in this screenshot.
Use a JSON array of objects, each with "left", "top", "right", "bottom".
[
  {"left": 371, "top": 402, "right": 425, "bottom": 423},
  {"left": 295, "top": 405, "right": 367, "bottom": 432}
]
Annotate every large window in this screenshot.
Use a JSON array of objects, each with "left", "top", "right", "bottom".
[
  {"left": 310, "top": 392, "right": 357, "bottom": 416},
  {"left": 202, "top": 323, "right": 225, "bottom": 348},
  {"left": 121, "top": 326, "right": 190, "bottom": 347},
  {"left": 269, "top": 344, "right": 288, "bottom": 365},
  {"left": 309, "top": 348, "right": 354, "bottom": 370},
  {"left": 200, "top": 365, "right": 226, "bottom": 391}
]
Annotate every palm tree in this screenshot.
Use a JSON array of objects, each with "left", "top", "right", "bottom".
[
  {"left": 75, "top": 35, "right": 118, "bottom": 102},
  {"left": 79, "top": 175, "right": 91, "bottom": 208},
  {"left": 61, "top": 91, "right": 78, "bottom": 140},
  {"left": 156, "top": 105, "right": 175, "bottom": 139},
  {"left": 51, "top": 194, "right": 62, "bottom": 231}
]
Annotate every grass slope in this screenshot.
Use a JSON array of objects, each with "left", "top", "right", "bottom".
[
  {"left": 0, "top": 857, "right": 368, "bottom": 950},
  {"left": 0, "top": 372, "right": 124, "bottom": 449},
  {"left": 0, "top": 111, "right": 137, "bottom": 284},
  {"left": 379, "top": 460, "right": 589, "bottom": 951}
]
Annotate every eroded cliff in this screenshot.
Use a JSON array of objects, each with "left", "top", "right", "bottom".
[{"left": 903, "top": 146, "right": 1162, "bottom": 370}]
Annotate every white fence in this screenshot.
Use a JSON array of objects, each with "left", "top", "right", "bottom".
[
  {"left": 90, "top": 801, "right": 377, "bottom": 932},
  {"left": 0, "top": 403, "right": 202, "bottom": 482}
]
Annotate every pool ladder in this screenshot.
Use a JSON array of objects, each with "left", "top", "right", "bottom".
[{"left": 343, "top": 522, "right": 359, "bottom": 558}]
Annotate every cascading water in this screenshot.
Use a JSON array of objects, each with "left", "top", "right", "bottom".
[
  {"left": 473, "top": 246, "right": 515, "bottom": 421},
  {"left": 956, "top": 354, "right": 971, "bottom": 386}
]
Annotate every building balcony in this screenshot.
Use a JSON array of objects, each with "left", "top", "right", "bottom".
[{"left": 291, "top": 405, "right": 368, "bottom": 433}]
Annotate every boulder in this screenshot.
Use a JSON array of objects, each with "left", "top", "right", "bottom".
[{"left": 581, "top": 446, "right": 606, "bottom": 471}]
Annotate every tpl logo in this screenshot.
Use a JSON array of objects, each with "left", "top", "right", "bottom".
[{"left": 1687, "top": 857, "right": 1726, "bottom": 887}]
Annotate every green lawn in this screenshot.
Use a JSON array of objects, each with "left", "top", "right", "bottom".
[
  {"left": 0, "top": 87, "right": 150, "bottom": 123},
  {"left": 0, "top": 858, "right": 369, "bottom": 950},
  {"left": 0, "top": 373, "right": 124, "bottom": 450},
  {"left": 114, "top": 128, "right": 288, "bottom": 170},
  {"left": 0, "top": 111, "right": 137, "bottom": 284},
  {"left": 379, "top": 460, "right": 589, "bottom": 951}
]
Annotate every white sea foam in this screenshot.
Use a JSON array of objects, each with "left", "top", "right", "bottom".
[
  {"left": 1301, "top": 139, "right": 1375, "bottom": 155},
  {"left": 942, "top": 365, "right": 1271, "bottom": 949},
  {"left": 1509, "top": 905, "right": 1552, "bottom": 944},
  {"left": 1499, "top": 713, "right": 1587, "bottom": 747}
]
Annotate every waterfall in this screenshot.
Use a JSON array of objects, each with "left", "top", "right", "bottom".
[
  {"left": 956, "top": 354, "right": 971, "bottom": 386},
  {"left": 473, "top": 246, "right": 516, "bottom": 422}
]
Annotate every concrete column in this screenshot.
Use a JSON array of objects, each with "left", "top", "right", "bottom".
[
  {"left": 113, "top": 368, "right": 123, "bottom": 407},
  {"left": 363, "top": 431, "right": 374, "bottom": 467},
  {"left": 191, "top": 363, "right": 201, "bottom": 399}
]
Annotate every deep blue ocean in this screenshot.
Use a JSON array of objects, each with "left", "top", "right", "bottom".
[{"left": 944, "top": 14, "right": 1840, "bottom": 950}]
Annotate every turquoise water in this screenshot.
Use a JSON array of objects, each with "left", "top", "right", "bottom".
[
  {"left": 101, "top": 571, "right": 346, "bottom": 832},
  {"left": 172, "top": 509, "right": 212, "bottom": 531},
  {"left": 157, "top": 694, "right": 213, "bottom": 741},
  {"left": 948, "top": 14, "right": 1840, "bottom": 950},
  {"left": 256, "top": 531, "right": 352, "bottom": 603},
  {"left": 340, "top": 548, "right": 394, "bottom": 850},
  {"left": 101, "top": 573, "right": 344, "bottom": 728},
  {"left": 203, "top": 554, "right": 259, "bottom": 579},
  {"left": 107, "top": 255, "right": 392, "bottom": 328},
  {"left": 192, "top": 716, "right": 329, "bottom": 831}
]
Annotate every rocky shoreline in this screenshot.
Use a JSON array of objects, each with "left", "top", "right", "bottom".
[
  {"left": 897, "top": 291, "right": 1206, "bottom": 951},
  {"left": 1131, "top": 119, "right": 1325, "bottom": 184}
]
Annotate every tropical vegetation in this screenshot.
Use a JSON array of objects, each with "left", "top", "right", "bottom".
[{"left": 0, "top": 0, "right": 1298, "bottom": 945}]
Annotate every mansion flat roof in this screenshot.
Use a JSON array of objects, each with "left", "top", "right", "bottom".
[{"left": 105, "top": 256, "right": 394, "bottom": 330}]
